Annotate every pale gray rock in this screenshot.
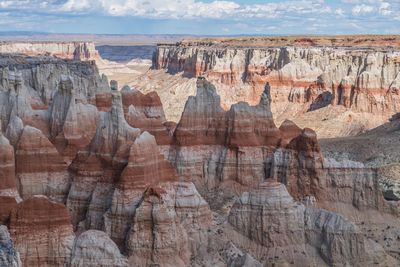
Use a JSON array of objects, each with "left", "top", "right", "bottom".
[
  {"left": 0, "top": 225, "right": 21, "bottom": 267},
  {"left": 70, "top": 230, "right": 127, "bottom": 267}
]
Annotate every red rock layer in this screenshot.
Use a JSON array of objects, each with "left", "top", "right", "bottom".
[
  {"left": 9, "top": 196, "right": 74, "bottom": 267},
  {"left": 49, "top": 76, "right": 100, "bottom": 161},
  {"left": 174, "top": 78, "right": 281, "bottom": 147},
  {"left": 95, "top": 92, "right": 112, "bottom": 112},
  {"left": 119, "top": 131, "right": 177, "bottom": 191},
  {"left": 174, "top": 78, "right": 226, "bottom": 146},
  {"left": 0, "top": 132, "right": 19, "bottom": 224},
  {"left": 122, "top": 88, "right": 173, "bottom": 145},
  {"left": 67, "top": 91, "right": 140, "bottom": 231},
  {"left": 271, "top": 127, "right": 323, "bottom": 199},
  {"left": 16, "top": 126, "right": 70, "bottom": 202},
  {"left": 226, "top": 83, "right": 281, "bottom": 148},
  {"left": 0, "top": 196, "right": 17, "bottom": 224},
  {"left": 126, "top": 185, "right": 190, "bottom": 267},
  {"left": 105, "top": 131, "right": 178, "bottom": 247},
  {"left": 279, "top": 119, "right": 302, "bottom": 146}
]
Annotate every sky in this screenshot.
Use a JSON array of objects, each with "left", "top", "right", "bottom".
[{"left": 0, "top": 0, "right": 399, "bottom": 35}]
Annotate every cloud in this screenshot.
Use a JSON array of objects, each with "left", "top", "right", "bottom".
[
  {"left": 379, "top": 2, "right": 392, "bottom": 15},
  {"left": 56, "top": 0, "right": 333, "bottom": 19},
  {"left": 0, "top": 0, "right": 400, "bottom": 34},
  {"left": 352, "top": 4, "right": 374, "bottom": 15}
]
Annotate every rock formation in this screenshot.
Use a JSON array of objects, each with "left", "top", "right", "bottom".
[
  {"left": 151, "top": 39, "right": 400, "bottom": 137},
  {"left": 228, "top": 181, "right": 394, "bottom": 266},
  {"left": 0, "top": 45, "right": 400, "bottom": 267},
  {"left": 15, "top": 126, "right": 70, "bottom": 202},
  {"left": 169, "top": 78, "right": 281, "bottom": 193},
  {"left": 70, "top": 230, "right": 127, "bottom": 267},
  {"left": 0, "top": 41, "right": 99, "bottom": 61},
  {"left": 104, "top": 131, "right": 211, "bottom": 266},
  {"left": 9, "top": 196, "right": 75, "bottom": 267},
  {"left": 121, "top": 86, "right": 174, "bottom": 145},
  {"left": 0, "top": 225, "right": 21, "bottom": 267}
]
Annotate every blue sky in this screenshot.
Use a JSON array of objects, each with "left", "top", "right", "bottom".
[{"left": 0, "top": 0, "right": 399, "bottom": 35}]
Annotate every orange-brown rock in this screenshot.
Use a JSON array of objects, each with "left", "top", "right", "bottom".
[
  {"left": 174, "top": 78, "right": 226, "bottom": 146},
  {"left": 49, "top": 75, "right": 100, "bottom": 161},
  {"left": 272, "top": 128, "right": 323, "bottom": 199},
  {"left": 152, "top": 41, "right": 400, "bottom": 138},
  {"left": 226, "top": 83, "right": 281, "bottom": 148},
  {"left": 169, "top": 78, "right": 280, "bottom": 191},
  {"left": 15, "top": 126, "right": 70, "bottom": 202},
  {"left": 9, "top": 196, "right": 74, "bottom": 267},
  {"left": 105, "top": 131, "right": 211, "bottom": 264},
  {"left": 126, "top": 183, "right": 190, "bottom": 267},
  {"left": 67, "top": 91, "right": 140, "bottom": 231},
  {"left": 122, "top": 87, "right": 173, "bottom": 145},
  {"left": 279, "top": 119, "right": 302, "bottom": 146},
  {"left": 95, "top": 92, "right": 112, "bottom": 112},
  {"left": 0, "top": 196, "right": 17, "bottom": 224},
  {"left": 104, "top": 131, "right": 179, "bottom": 246}
]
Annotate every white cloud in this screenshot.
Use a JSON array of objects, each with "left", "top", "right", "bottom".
[
  {"left": 352, "top": 4, "right": 374, "bottom": 15},
  {"left": 56, "top": 0, "right": 333, "bottom": 19},
  {"left": 335, "top": 8, "right": 346, "bottom": 16},
  {"left": 379, "top": 2, "right": 392, "bottom": 15}
]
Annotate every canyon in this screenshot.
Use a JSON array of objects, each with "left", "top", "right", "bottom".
[
  {"left": 0, "top": 37, "right": 399, "bottom": 267},
  {"left": 146, "top": 36, "right": 400, "bottom": 138}
]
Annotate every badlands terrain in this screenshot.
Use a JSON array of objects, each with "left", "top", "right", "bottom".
[{"left": 0, "top": 37, "right": 399, "bottom": 267}]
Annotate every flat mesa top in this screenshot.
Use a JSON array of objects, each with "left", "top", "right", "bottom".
[{"left": 161, "top": 35, "right": 400, "bottom": 49}]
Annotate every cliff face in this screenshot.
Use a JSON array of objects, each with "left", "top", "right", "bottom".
[
  {"left": 0, "top": 42, "right": 99, "bottom": 61},
  {"left": 1, "top": 49, "right": 400, "bottom": 266},
  {"left": 153, "top": 43, "right": 400, "bottom": 137}
]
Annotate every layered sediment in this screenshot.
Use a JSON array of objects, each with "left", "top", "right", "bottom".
[
  {"left": 152, "top": 39, "right": 400, "bottom": 137},
  {"left": 0, "top": 46, "right": 399, "bottom": 267}
]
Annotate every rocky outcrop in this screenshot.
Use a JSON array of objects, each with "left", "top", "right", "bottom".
[
  {"left": 0, "top": 41, "right": 99, "bottom": 61},
  {"left": 152, "top": 42, "right": 400, "bottom": 137},
  {"left": 271, "top": 128, "right": 323, "bottom": 199},
  {"left": 105, "top": 131, "right": 212, "bottom": 266},
  {"left": 221, "top": 242, "right": 262, "bottom": 267},
  {"left": 1, "top": 48, "right": 400, "bottom": 267},
  {"left": 228, "top": 182, "right": 306, "bottom": 248},
  {"left": 0, "top": 126, "right": 17, "bottom": 195},
  {"left": 0, "top": 225, "right": 21, "bottom": 267},
  {"left": 67, "top": 90, "right": 140, "bottom": 230},
  {"left": 9, "top": 196, "right": 75, "bottom": 267},
  {"left": 122, "top": 87, "right": 174, "bottom": 145},
  {"left": 228, "top": 181, "right": 392, "bottom": 266},
  {"left": 0, "top": 55, "right": 108, "bottom": 111},
  {"left": 49, "top": 75, "right": 99, "bottom": 160},
  {"left": 70, "top": 230, "right": 127, "bottom": 267},
  {"left": 0, "top": 127, "right": 20, "bottom": 224},
  {"left": 169, "top": 78, "right": 280, "bottom": 192},
  {"left": 126, "top": 184, "right": 191, "bottom": 267},
  {"left": 15, "top": 126, "right": 70, "bottom": 202}
]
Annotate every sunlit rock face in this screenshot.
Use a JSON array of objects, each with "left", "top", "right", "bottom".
[
  {"left": 153, "top": 41, "right": 400, "bottom": 137},
  {"left": 9, "top": 196, "right": 75, "bottom": 267},
  {"left": 228, "top": 182, "right": 393, "bottom": 266},
  {"left": 169, "top": 78, "right": 281, "bottom": 192},
  {"left": 70, "top": 230, "right": 128, "bottom": 267},
  {"left": 0, "top": 42, "right": 100, "bottom": 61},
  {"left": 15, "top": 126, "right": 70, "bottom": 202},
  {"left": 104, "top": 131, "right": 212, "bottom": 266},
  {"left": 1, "top": 46, "right": 400, "bottom": 267}
]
